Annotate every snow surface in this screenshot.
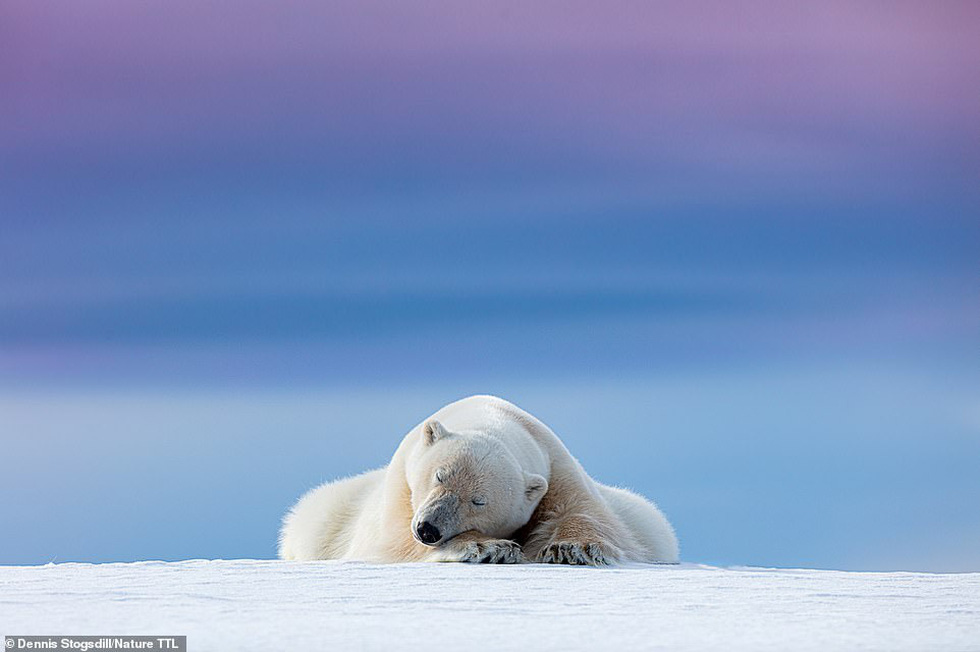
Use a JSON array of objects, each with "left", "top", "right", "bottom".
[{"left": 2, "top": 560, "right": 978, "bottom": 651}]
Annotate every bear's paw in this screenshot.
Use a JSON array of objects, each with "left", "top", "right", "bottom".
[
  {"left": 539, "top": 541, "right": 610, "bottom": 566},
  {"left": 456, "top": 539, "right": 525, "bottom": 564}
]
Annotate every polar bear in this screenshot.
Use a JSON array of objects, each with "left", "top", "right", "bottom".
[{"left": 279, "top": 395, "right": 678, "bottom": 565}]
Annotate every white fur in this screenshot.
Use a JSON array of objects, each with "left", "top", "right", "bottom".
[{"left": 279, "top": 395, "right": 679, "bottom": 565}]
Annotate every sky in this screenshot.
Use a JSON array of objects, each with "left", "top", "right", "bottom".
[{"left": 1, "top": 1, "right": 978, "bottom": 570}]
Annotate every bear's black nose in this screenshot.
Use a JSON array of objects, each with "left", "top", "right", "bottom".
[{"left": 416, "top": 521, "right": 441, "bottom": 545}]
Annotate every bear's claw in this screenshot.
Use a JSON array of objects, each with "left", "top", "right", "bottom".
[
  {"left": 539, "top": 541, "right": 609, "bottom": 566},
  {"left": 457, "top": 539, "right": 525, "bottom": 564}
]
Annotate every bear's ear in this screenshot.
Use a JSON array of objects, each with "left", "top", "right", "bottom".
[
  {"left": 422, "top": 419, "right": 449, "bottom": 446},
  {"left": 524, "top": 473, "right": 548, "bottom": 502}
]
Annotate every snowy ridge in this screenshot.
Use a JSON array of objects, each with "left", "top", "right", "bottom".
[{"left": 2, "top": 560, "right": 978, "bottom": 651}]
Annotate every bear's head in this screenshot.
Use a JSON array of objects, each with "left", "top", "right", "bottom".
[{"left": 405, "top": 419, "right": 548, "bottom": 546}]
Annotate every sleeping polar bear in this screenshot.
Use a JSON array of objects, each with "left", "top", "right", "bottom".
[{"left": 279, "top": 395, "right": 678, "bottom": 566}]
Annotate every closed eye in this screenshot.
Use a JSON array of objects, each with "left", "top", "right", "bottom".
[
  {"left": 471, "top": 498, "right": 487, "bottom": 506},
  {"left": 435, "top": 470, "right": 445, "bottom": 483}
]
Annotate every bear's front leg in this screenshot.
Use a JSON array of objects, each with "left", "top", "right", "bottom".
[{"left": 436, "top": 531, "right": 525, "bottom": 564}]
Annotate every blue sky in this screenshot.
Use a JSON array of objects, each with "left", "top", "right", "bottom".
[{"left": 1, "top": 1, "right": 978, "bottom": 569}]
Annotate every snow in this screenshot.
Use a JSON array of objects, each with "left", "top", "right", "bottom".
[{"left": 2, "top": 560, "right": 978, "bottom": 651}]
